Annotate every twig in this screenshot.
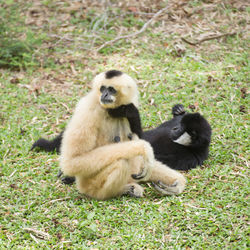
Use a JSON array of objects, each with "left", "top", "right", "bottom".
[
  {"left": 184, "top": 204, "right": 207, "bottom": 210},
  {"left": 9, "top": 170, "right": 17, "bottom": 178},
  {"left": 181, "top": 32, "right": 237, "bottom": 46},
  {"left": 29, "top": 233, "right": 40, "bottom": 243},
  {"left": 47, "top": 197, "right": 71, "bottom": 204},
  {"left": 23, "top": 228, "right": 50, "bottom": 240},
  {"left": 97, "top": 5, "right": 170, "bottom": 52}
]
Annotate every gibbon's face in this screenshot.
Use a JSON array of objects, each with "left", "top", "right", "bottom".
[
  {"left": 93, "top": 70, "right": 138, "bottom": 109},
  {"left": 99, "top": 85, "right": 118, "bottom": 106},
  {"left": 171, "top": 124, "right": 193, "bottom": 146},
  {"left": 170, "top": 113, "right": 201, "bottom": 146}
]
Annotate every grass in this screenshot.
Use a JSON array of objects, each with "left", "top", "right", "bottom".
[{"left": 0, "top": 0, "right": 249, "bottom": 249}]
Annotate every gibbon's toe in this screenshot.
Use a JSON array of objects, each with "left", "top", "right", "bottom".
[
  {"left": 152, "top": 179, "right": 185, "bottom": 195},
  {"left": 126, "top": 184, "right": 144, "bottom": 198},
  {"left": 57, "top": 170, "right": 63, "bottom": 178},
  {"left": 131, "top": 167, "right": 147, "bottom": 180},
  {"left": 172, "top": 104, "right": 186, "bottom": 116},
  {"left": 61, "top": 176, "right": 76, "bottom": 185}
]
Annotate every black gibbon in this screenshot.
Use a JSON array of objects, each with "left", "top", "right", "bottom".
[
  {"left": 142, "top": 104, "right": 212, "bottom": 170},
  {"left": 39, "top": 70, "right": 186, "bottom": 200},
  {"left": 108, "top": 103, "right": 212, "bottom": 170}
]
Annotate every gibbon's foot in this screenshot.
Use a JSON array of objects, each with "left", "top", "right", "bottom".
[
  {"left": 57, "top": 170, "right": 76, "bottom": 185},
  {"left": 61, "top": 176, "right": 76, "bottom": 185},
  {"left": 124, "top": 183, "right": 144, "bottom": 198},
  {"left": 132, "top": 141, "right": 154, "bottom": 180},
  {"left": 151, "top": 180, "right": 183, "bottom": 195},
  {"left": 172, "top": 104, "right": 186, "bottom": 117},
  {"left": 114, "top": 136, "right": 120, "bottom": 143},
  {"left": 131, "top": 164, "right": 149, "bottom": 180}
]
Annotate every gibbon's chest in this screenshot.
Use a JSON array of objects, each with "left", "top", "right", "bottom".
[{"left": 97, "top": 116, "right": 132, "bottom": 146}]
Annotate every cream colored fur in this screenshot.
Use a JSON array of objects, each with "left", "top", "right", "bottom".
[{"left": 60, "top": 72, "right": 186, "bottom": 200}]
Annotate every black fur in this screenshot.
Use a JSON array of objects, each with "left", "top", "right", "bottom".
[
  {"left": 105, "top": 70, "right": 123, "bottom": 79},
  {"left": 31, "top": 104, "right": 211, "bottom": 183},
  {"left": 143, "top": 110, "right": 211, "bottom": 170},
  {"left": 31, "top": 132, "right": 63, "bottom": 153}
]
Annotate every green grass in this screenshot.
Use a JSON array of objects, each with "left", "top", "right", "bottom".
[{"left": 0, "top": 1, "right": 249, "bottom": 249}]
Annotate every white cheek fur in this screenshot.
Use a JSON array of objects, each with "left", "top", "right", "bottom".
[{"left": 173, "top": 132, "right": 192, "bottom": 146}]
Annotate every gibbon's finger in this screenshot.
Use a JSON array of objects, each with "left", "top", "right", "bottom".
[
  {"left": 126, "top": 186, "right": 141, "bottom": 198},
  {"left": 157, "top": 180, "right": 178, "bottom": 188},
  {"left": 151, "top": 180, "right": 180, "bottom": 195},
  {"left": 172, "top": 104, "right": 186, "bottom": 116},
  {"left": 131, "top": 166, "right": 148, "bottom": 180},
  {"left": 123, "top": 183, "right": 144, "bottom": 198}
]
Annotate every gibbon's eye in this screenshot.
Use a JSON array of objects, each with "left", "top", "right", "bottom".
[
  {"left": 100, "top": 86, "right": 106, "bottom": 93},
  {"left": 108, "top": 86, "right": 117, "bottom": 95},
  {"left": 172, "top": 126, "right": 179, "bottom": 131}
]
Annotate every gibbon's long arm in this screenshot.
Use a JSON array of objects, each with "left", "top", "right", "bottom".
[
  {"left": 62, "top": 140, "right": 147, "bottom": 178},
  {"left": 108, "top": 103, "right": 143, "bottom": 138}
]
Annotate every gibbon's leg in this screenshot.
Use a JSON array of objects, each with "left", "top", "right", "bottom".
[
  {"left": 76, "top": 159, "right": 144, "bottom": 200},
  {"left": 61, "top": 140, "right": 153, "bottom": 179},
  {"left": 149, "top": 161, "right": 186, "bottom": 195}
]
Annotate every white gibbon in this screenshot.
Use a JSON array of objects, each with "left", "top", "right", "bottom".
[{"left": 60, "top": 70, "right": 186, "bottom": 200}]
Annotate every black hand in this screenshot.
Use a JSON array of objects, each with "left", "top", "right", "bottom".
[
  {"left": 108, "top": 105, "right": 127, "bottom": 118},
  {"left": 108, "top": 103, "right": 143, "bottom": 138}
]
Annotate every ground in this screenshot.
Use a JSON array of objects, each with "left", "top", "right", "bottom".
[{"left": 0, "top": 0, "right": 249, "bottom": 248}]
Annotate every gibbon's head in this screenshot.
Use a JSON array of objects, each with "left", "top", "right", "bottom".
[
  {"left": 171, "top": 113, "right": 212, "bottom": 147},
  {"left": 92, "top": 70, "right": 139, "bottom": 109}
]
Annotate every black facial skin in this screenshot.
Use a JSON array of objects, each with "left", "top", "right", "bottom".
[
  {"left": 100, "top": 86, "right": 117, "bottom": 104},
  {"left": 170, "top": 124, "right": 185, "bottom": 141}
]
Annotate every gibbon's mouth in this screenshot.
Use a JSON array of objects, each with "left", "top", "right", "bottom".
[{"left": 101, "top": 98, "right": 113, "bottom": 104}]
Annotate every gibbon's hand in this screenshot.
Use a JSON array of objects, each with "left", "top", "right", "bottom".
[
  {"left": 108, "top": 103, "right": 136, "bottom": 118},
  {"left": 108, "top": 103, "right": 143, "bottom": 138}
]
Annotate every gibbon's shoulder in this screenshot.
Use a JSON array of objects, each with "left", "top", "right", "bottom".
[
  {"left": 65, "top": 94, "right": 99, "bottom": 134},
  {"left": 73, "top": 91, "right": 99, "bottom": 115}
]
